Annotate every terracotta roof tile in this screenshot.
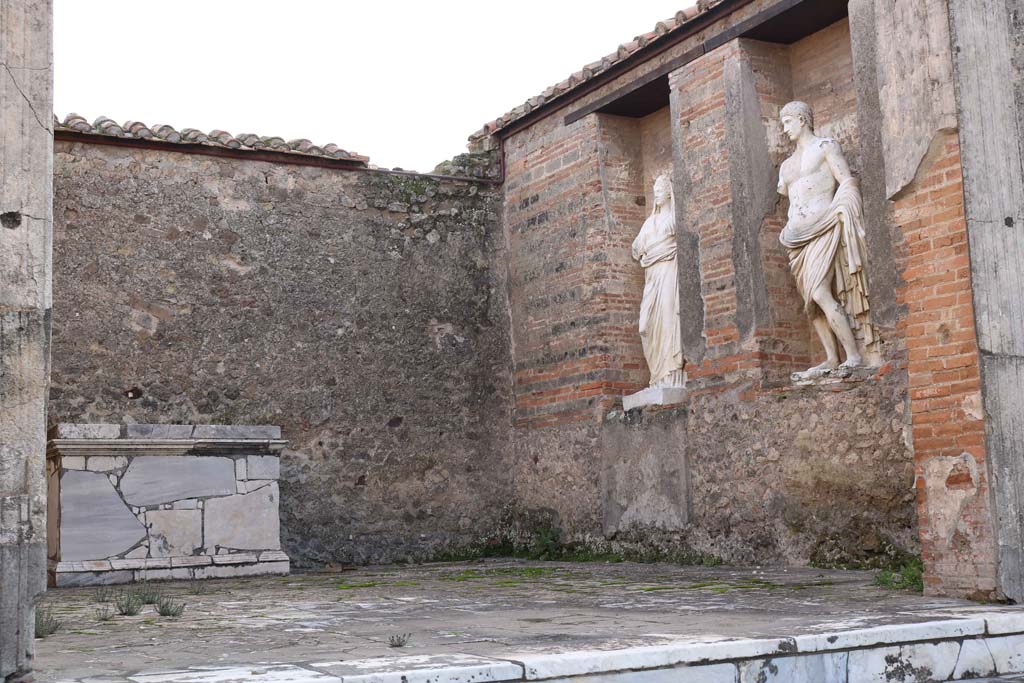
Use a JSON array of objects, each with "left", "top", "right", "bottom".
[
  {"left": 469, "top": 4, "right": 702, "bottom": 142},
  {"left": 56, "top": 113, "right": 369, "bottom": 164}
]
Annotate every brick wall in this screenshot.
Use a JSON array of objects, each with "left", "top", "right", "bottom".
[
  {"left": 790, "top": 19, "right": 859, "bottom": 165},
  {"left": 504, "top": 116, "right": 613, "bottom": 427},
  {"left": 672, "top": 42, "right": 742, "bottom": 384},
  {"left": 892, "top": 131, "right": 999, "bottom": 599},
  {"left": 504, "top": 108, "right": 679, "bottom": 427},
  {"left": 499, "top": 15, "right": 920, "bottom": 566}
]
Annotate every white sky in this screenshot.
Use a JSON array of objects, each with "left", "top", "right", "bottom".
[{"left": 54, "top": 1, "right": 685, "bottom": 172}]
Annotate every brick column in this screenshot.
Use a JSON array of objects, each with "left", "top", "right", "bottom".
[
  {"left": 669, "top": 38, "right": 811, "bottom": 391},
  {"left": 893, "top": 132, "right": 999, "bottom": 599},
  {"left": 0, "top": 0, "right": 54, "bottom": 678},
  {"left": 851, "top": 0, "right": 1002, "bottom": 600}
]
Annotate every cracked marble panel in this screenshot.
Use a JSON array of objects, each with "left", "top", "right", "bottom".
[{"left": 60, "top": 470, "right": 146, "bottom": 561}]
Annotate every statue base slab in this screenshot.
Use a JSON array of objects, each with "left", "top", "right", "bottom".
[
  {"left": 623, "top": 386, "right": 687, "bottom": 412},
  {"left": 789, "top": 364, "right": 879, "bottom": 386}
]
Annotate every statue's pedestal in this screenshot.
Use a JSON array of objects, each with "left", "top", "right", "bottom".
[{"left": 623, "top": 386, "right": 687, "bottom": 411}]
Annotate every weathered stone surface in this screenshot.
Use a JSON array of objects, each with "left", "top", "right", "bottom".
[
  {"left": 872, "top": 0, "right": 958, "bottom": 198},
  {"left": 59, "top": 470, "right": 146, "bottom": 561},
  {"left": 55, "top": 560, "right": 111, "bottom": 571},
  {"left": 601, "top": 415, "right": 688, "bottom": 534},
  {"left": 132, "top": 568, "right": 194, "bottom": 582},
  {"left": 541, "top": 665, "right": 737, "bottom": 683},
  {"left": 50, "top": 140, "right": 510, "bottom": 567},
  {"left": 125, "top": 423, "right": 194, "bottom": 439},
  {"left": 192, "top": 424, "right": 281, "bottom": 440},
  {"left": 212, "top": 552, "right": 259, "bottom": 564},
  {"left": 846, "top": 641, "right": 959, "bottom": 682},
  {"left": 130, "top": 664, "right": 340, "bottom": 683},
  {"left": 948, "top": 0, "right": 1024, "bottom": 604},
  {"left": 312, "top": 654, "right": 523, "bottom": 683},
  {"left": 52, "top": 570, "right": 133, "bottom": 587},
  {"left": 985, "top": 634, "right": 1024, "bottom": 674},
  {"left": 170, "top": 556, "right": 212, "bottom": 567},
  {"left": 51, "top": 423, "right": 120, "bottom": 439},
  {"left": 86, "top": 455, "right": 127, "bottom": 471},
  {"left": 247, "top": 455, "right": 280, "bottom": 480},
  {"left": 32, "top": 560, "right": 1024, "bottom": 681},
  {"left": 204, "top": 484, "right": 281, "bottom": 550},
  {"left": 147, "top": 509, "right": 202, "bottom": 557},
  {"left": 119, "top": 456, "right": 236, "bottom": 506},
  {"left": 622, "top": 387, "right": 686, "bottom": 412},
  {"left": 516, "top": 369, "right": 916, "bottom": 566},
  {"left": 953, "top": 638, "right": 998, "bottom": 679},
  {"left": 61, "top": 455, "right": 85, "bottom": 470},
  {"left": 194, "top": 560, "right": 289, "bottom": 579},
  {"left": 738, "top": 653, "right": 846, "bottom": 682}
]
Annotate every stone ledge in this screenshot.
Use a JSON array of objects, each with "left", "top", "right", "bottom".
[
  {"left": 310, "top": 654, "right": 526, "bottom": 683},
  {"left": 622, "top": 386, "right": 687, "bottom": 412},
  {"left": 786, "top": 363, "right": 885, "bottom": 387},
  {"left": 51, "top": 556, "right": 290, "bottom": 586},
  {"left": 48, "top": 437, "right": 288, "bottom": 458},
  {"left": 49, "top": 423, "right": 282, "bottom": 440},
  {"left": 213, "top": 553, "right": 260, "bottom": 565}
]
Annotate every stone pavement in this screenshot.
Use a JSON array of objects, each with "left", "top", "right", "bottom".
[{"left": 33, "top": 560, "right": 1024, "bottom": 682}]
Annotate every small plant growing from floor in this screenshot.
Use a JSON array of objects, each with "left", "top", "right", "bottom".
[
  {"left": 93, "top": 585, "right": 115, "bottom": 603},
  {"left": 874, "top": 556, "right": 924, "bottom": 593},
  {"left": 155, "top": 595, "right": 186, "bottom": 618},
  {"left": 389, "top": 633, "right": 412, "bottom": 648},
  {"left": 95, "top": 606, "right": 114, "bottom": 622},
  {"left": 187, "top": 579, "right": 208, "bottom": 595},
  {"left": 35, "top": 608, "right": 63, "bottom": 638},
  {"left": 134, "top": 582, "right": 162, "bottom": 605},
  {"left": 114, "top": 591, "right": 143, "bottom": 616}
]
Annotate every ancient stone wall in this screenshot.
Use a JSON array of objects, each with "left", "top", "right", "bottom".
[
  {"left": 500, "top": 7, "right": 922, "bottom": 570},
  {"left": 49, "top": 140, "right": 511, "bottom": 566}
]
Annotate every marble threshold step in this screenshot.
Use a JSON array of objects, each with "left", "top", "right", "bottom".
[{"left": 94, "top": 613, "right": 1024, "bottom": 683}]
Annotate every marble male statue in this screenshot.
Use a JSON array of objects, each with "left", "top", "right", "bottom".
[
  {"left": 777, "top": 101, "right": 878, "bottom": 380},
  {"left": 631, "top": 173, "right": 685, "bottom": 391}
]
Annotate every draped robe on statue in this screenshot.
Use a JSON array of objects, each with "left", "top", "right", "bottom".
[
  {"left": 631, "top": 213, "right": 684, "bottom": 387},
  {"left": 779, "top": 176, "right": 878, "bottom": 355}
]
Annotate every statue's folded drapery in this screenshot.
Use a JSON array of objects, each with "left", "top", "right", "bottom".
[
  {"left": 632, "top": 216, "right": 683, "bottom": 387},
  {"left": 779, "top": 177, "right": 877, "bottom": 353}
]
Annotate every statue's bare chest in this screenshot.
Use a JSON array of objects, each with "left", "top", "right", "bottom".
[{"left": 781, "top": 144, "right": 829, "bottom": 187}]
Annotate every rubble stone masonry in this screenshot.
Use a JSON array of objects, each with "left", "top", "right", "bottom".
[{"left": 49, "top": 141, "right": 512, "bottom": 566}]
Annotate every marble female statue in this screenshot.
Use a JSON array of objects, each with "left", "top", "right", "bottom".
[
  {"left": 631, "top": 174, "right": 684, "bottom": 389},
  {"left": 777, "top": 101, "right": 879, "bottom": 380}
]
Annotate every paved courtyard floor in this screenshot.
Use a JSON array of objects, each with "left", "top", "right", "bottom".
[{"left": 34, "top": 559, "right": 1024, "bottom": 682}]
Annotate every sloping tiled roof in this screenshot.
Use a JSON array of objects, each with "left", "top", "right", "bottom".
[
  {"left": 469, "top": 3, "right": 708, "bottom": 142},
  {"left": 55, "top": 113, "right": 369, "bottom": 164}
]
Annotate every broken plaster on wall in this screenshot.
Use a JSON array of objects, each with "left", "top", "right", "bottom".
[{"left": 922, "top": 452, "right": 979, "bottom": 548}]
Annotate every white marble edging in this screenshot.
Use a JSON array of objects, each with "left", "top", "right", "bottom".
[
  {"left": 504, "top": 615, "right": 1024, "bottom": 680},
  {"left": 793, "top": 617, "right": 988, "bottom": 653},
  {"left": 507, "top": 637, "right": 789, "bottom": 680},
  {"left": 123, "top": 614, "right": 1024, "bottom": 683},
  {"left": 308, "top": 654, "right": 525, "bottom": 683}
]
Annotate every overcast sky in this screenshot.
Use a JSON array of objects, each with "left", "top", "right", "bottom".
[{"left": 54, "top": 1, "right": 686, "bottom": 172}]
